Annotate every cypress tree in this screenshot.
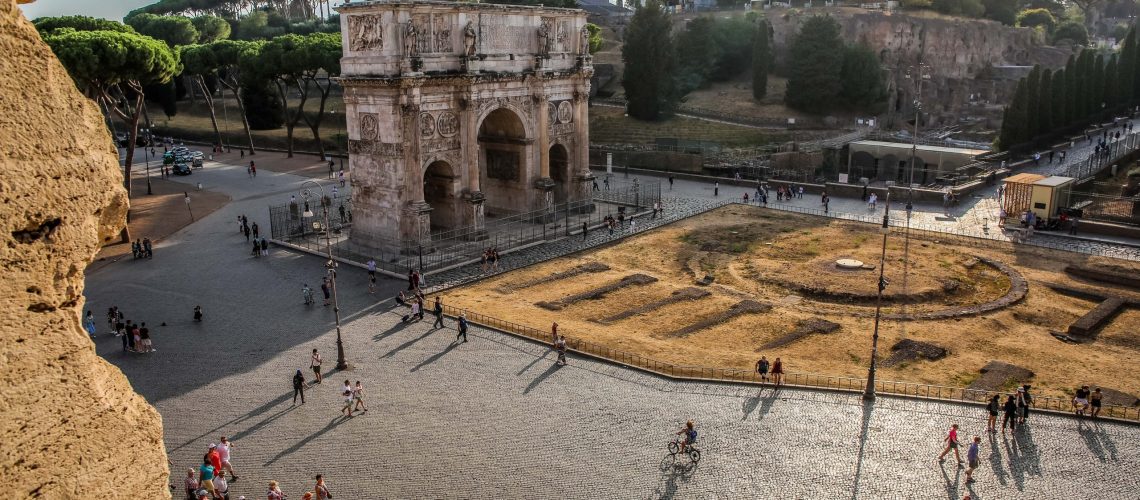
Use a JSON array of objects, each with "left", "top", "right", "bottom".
[
  {"left": 1105, "top": 55, "right": 1120, "bottom": 110},
  {"left": 999, "top": 79, "right": 1029, "bottom": 150},
  {"left": 1064, "top": 55, "right": 1077, "bottom": 125},
  {"left": 1076, "top": 50, "right": 1093, "bottom": 119},
  {"left": 1051, "top": 69, "right": 1066, "bottom": 130},
  {"left": 621, "top": 1, "right": 678, "bottom": 121},
  {"left": 1093, "top": 53, "right": 1106, "bottom": 117},
  {"left": 1024, "top": 66, "right": 1040, "bottom": 140},
  {"left": 752, "top": 20, "right": 772, "bottom": 100},
  {"left": 1119, "top": 27, "right": 1136, "bottom": 104},
  {"left": 1038, "top": 68, "right": 1053, "bottom": 136},
  {"left": 785, "top": 16, "right": 845, "bottom": 113}
]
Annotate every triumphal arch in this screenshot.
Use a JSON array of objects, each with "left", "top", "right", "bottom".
[{"left": 338, "top": 0, "right": 594, "bottom": 252}]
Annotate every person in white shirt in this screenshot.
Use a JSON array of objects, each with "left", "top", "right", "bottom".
[
  {"left": 213, "top": 471, "right": 229, "bottom": 499},
  {"left": 217, "top": 436, "right": 238, "bottom": 481},
  {"left": 341, "top": 380, "right": 354, "bottom": 416}
]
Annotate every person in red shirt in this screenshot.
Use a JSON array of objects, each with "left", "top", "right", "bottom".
[{"left": 207, "top": 444, "right": 223, "bottom": 475}]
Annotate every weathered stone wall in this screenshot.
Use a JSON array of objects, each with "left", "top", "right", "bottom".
[
  {"left": 0, "top": 1, "right": 169, "bottom": 497},
  {"left": 769, "top": 8, "right": 1072, "bottom": 126}
]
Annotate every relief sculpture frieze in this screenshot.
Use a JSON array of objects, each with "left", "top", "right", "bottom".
[
  {"left": 349, "top": 14, "right": 384, "bottom": 51},
  {"left": 436, "top": 111, "right": 459, "bottom": 138},
  {"left": 359, "top": 112, "right": 379, "bottom": 140},
  {"left": 349, "top": 139, "right": 403, "bottom": 157}
]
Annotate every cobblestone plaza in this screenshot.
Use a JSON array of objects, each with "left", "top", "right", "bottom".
[{"left": 85, "top": 152, "right": 1140, "bottom": 498}]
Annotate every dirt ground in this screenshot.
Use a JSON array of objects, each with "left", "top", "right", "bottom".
[{"left": 445, "top": 205, "right": 1140, "bottom": 401}]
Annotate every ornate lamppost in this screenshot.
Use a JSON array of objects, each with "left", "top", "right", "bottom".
[
  {"left": 863, "top": 191, "right": 891, "bottom": 401},
  {"left": 301, "top": 180, "right": 348, "bottom": 371}
]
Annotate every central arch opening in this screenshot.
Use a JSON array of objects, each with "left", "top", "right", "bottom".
[{"left": 478, "top": 108, "right": 529, "bottom": 216}]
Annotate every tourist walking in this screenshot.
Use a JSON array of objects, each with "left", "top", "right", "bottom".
[
  {"left": 1026, "top": 387, "right": 1035, "bottom": 423},
  {"left": 315, "top": 475, "right": 332, "bottom": 500},
  {"left": 1018, "top": 384, "right": 1033, "bottom": 423},
  {"left": 756, "top": 356, "right": 770, "bottom": 383},
  {"left": 1002, "top": 395, "right": 1017, "bottom": 433},
  {"left": 965, "top": 436, "right": 982, "bottom": 483},
  {"left": 260, "top": 237, "right": 269, "bottom": 257},
  {"left": 937, "top": 423, "right": 963, "bottom": 465},
  {"left": 183, "top": 468, "right": 199, "bottom": 500},
  {"left": 555, "top": 335, "right": 568, "bottom": 366},
  {"left": 1073, "top": 385, "right": 1090, "bottom": 416},
  {"left": 267, "top": 481, "right": 285, "bottom": 500},
  {"left": 409, "top": 298, "right": 422, "bottom": 322},
  {"left": 321, "top": 278, "right": 331, "bottom": 306},
  {"left": 986, "top": 395, "right": 999, "bottom": 432},
  {"left": 243, "top": 224, "right": 251, "bottom": 242},
  {"left": 213, "top": 471, "right": 229, "bottom": 499},
  {"left": 310, "top": 349, "right": 323, "bottom": 384},
  {"left": 714, "top": 181, "right": 719, "bottom": 197},
  {"left": 217, "top": 436, "right": 238, "bottom": 480},
  {"left": 341, "top": 380, "right": 354, "bottom": 416},
  {"left": 353, "top": 380, "right": 368, "bottom": 413},
  {"left": 457, "top": 313, "right": 468, "bottom": 342},
  {"left": 1090, "top": 387, "right": 1103, "bottom": 418},
  {"left": 771, "top": 357, "right": 784, "bottom": 387},
  {"left": 293, "top": 369, "right": 306, "bottom": 404},
  {"left": 198, "top": 459, "right": 217, "bottom": 498},
  {"left": 551, "top": 322, "right": 559, "bottom": 344},
  {"left": 251, "top": 222, "right": 259, "bottom": 239},
  {"left": 432, "top": 296, "right": 445, "bottom": 329},
  {"left": 582, "top": 221, "right": 588, "bottom": 239},
  {"left": 668, "top": 175, "right": 674, "bottom": 189},
  {"left": 84, "top": 310, "right": 96, "bottom": 338}
]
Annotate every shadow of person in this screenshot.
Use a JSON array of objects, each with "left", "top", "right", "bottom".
[
  {"left": 650, "top": 455, "right": 697, "bottom": 500},
  {"left": 741, "top": 387, "right": 778, "bottom": 421},
  {"left": 409, "top": 341, "right": 460, "bottom": 372},
  {"left": 523, "top": 362, "right": 562, "bottom": 395},
  {"left": 938, "top": 459, "right": 963, "bottom": 500},
  {"left": 263, "top": 416, "right": 348, "bottom": 466},
  {"left": 986, "top": 433, "right": 1008, "bottom": 487},
  {"left": 1094, "top": 421, "right": 1120, "bottom": 461}
]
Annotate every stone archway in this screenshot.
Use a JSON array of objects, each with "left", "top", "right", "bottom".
[
  {"left": 478, "top": 108, "right": 529, "bottom": 216},
  {"left": 880, "top": 154, "right": 899, "bottom": 181},
  {"left": 423, "top": 160, "right": 460, "bottom": 231},
  {"left": 550, "top": 143, "right": 570, "bottom": 205}
]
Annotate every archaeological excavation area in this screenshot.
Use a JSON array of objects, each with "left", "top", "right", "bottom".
[{"left": 446, "top": 205, "right": 1140, "bottom": 404}]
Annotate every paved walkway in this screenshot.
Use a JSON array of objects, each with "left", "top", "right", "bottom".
[{"left": 84, "top": 151, "right": 1140, "bottom": 498}]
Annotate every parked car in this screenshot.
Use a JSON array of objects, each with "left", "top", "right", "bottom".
[{"left": 172, "top": 162, "right": 193, "bottom": 176}]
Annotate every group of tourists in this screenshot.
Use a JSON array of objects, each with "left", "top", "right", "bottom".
[
  {"left": 131, "top": 238, "right": 154, "bottom": 259},
  {"left": 480, "top": 248, "right": 502, "bottom": 273},
  {"left": 238, "top": 215, "right": 270, "bottom": 258},
  {"left": 185, "top": 438, "right": 239, "bottom": 499},
  {"left": 1071, "top": 385, "right": 1105, "bottom": 418},
  {"left": 105, "top": 306, "right": 156, "bottom": 353},
  {"left": 754, "top": 356, "right": 785, "bottom": 386},
  {"left": 984, "top": 384, "right": 1035, "bottom": 433}
]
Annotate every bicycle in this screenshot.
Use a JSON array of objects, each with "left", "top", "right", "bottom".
[{"left": 668, "top": 436, "right": 701, "bottom": 463}]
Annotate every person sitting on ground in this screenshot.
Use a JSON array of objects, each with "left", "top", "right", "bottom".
[{"left": 676, "top": 420, "right": 697, "bottom": 454}]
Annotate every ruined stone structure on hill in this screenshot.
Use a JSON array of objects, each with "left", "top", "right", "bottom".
[
  {"left": 769, "top": 8, "right": 1071, "bottom": 128},
  {"left": 338, "top": 1, "right": 595, "bottom": 253},
  {"left": 0, "top": 0, "right": 169, "bottom": 496}
]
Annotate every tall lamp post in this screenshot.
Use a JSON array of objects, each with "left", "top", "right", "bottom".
[
  {"left": 301, "top": 180, "right": 349, "bottom": 371},
  {"left": 898, "top": 64, "right": 929, "bottom": 342},
  {"left": 144, "top": 128, "right": 153, "bottom": 195},
  {"left": 863, "top": 191, "right": 891, "bottom": 401}
]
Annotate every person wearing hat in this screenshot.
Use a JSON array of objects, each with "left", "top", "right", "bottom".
[
  {"left": 206, "top": 444, "right": 223, "bottom": 478},
  {"left": 195, "top": 489, "right": 210, "bottom": 500},
  {"left": 267, "top": 481, "right": 285, "bottom": 500},
  {"left": 183, "top": 468, "right": 199, "bottom": 500}
]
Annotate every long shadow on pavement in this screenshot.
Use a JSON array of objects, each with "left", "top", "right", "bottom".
[
  {"left": 381, "top": 325, "right": 438, "bottom": 358},
  {"left": 168, "top": 390, "right": 296, "bottom": 453},
  {"left": 523, "top": 362, "right": 562, "bottom": 394},
  {"left": 409, "top": 341, "right": 460, "bottom": 372},
  {"left": 264, "top": 416, "right": 349, "bottom": 466}
]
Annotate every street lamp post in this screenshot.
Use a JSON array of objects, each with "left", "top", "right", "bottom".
[
  {"left": 301, "top": 180, "right": 349, "bottom": 371},
  {"left": 145, "top": 130, "right": 153, "bottom": 195},
  {"left": 897, "top": 64, "right": 929, "bottom": 347},
  {"left": 863, "top": 191, "right": 891, "bottom": 401}
]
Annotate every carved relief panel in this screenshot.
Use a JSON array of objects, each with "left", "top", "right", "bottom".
[
  {"left": 348, "top": 14, "right": 384, "bottom": 51},
  {"left": 419, "top": 112, "right": 436, "bottom": 138},
  {"left": 436, "top": 111, "right": 459, "bottom": 138},
  {"left": 359, "top": 112, "right": 379, "bottom": 140}
]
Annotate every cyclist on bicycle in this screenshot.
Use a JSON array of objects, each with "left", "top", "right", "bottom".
[{"left": 676, "top": 421, "right": 697, "bottom": 453}]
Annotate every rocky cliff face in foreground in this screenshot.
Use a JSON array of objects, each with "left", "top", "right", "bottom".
[{"left": 0, "top": 0, "right": 169, "bottom": 496}]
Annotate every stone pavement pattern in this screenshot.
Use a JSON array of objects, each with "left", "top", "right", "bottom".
[{"left": 85, "top": 143, "right": 1140, "bottom": 499}]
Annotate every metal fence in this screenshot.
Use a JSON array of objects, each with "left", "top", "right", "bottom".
[
  {"left": 1057, "top": 130, "right": 1140, "bottom": 181},
  {"left": 268, "top": 179, "right": 660, "bottom": 275},
  {"left": 442, "top": 304, "right": 1140, "bottom": 422}
]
